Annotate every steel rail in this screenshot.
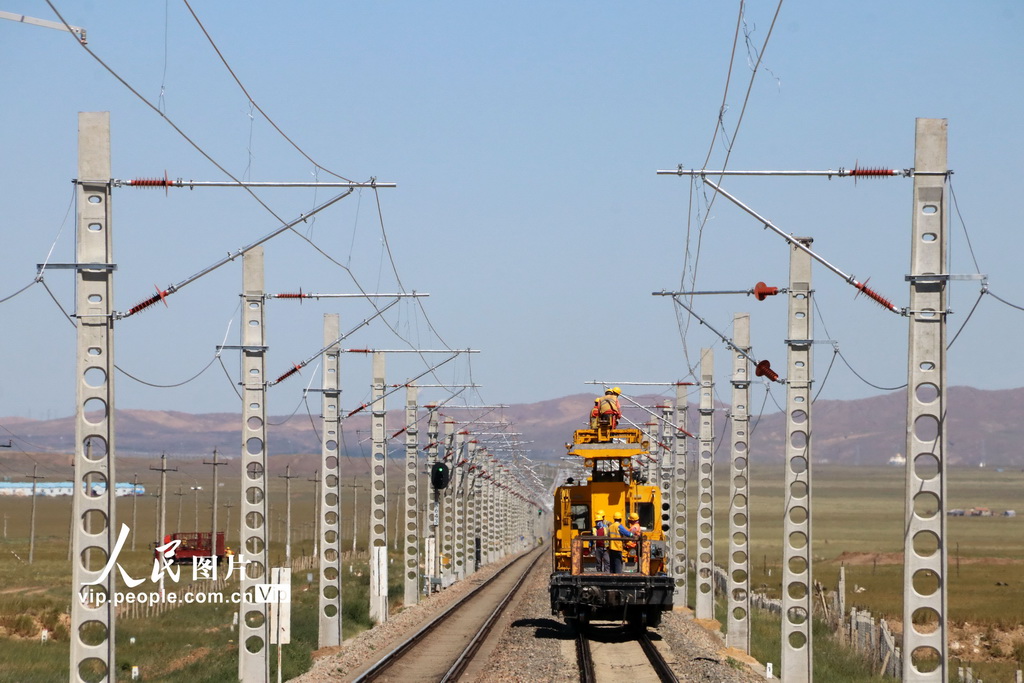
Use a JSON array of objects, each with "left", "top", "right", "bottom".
[
  {"left": 352, "top": 546, "right": 544, "bottom": 682},
  {"left": 576, "top": 631, "right": 596, "bottom": 683},
  {"left": 638, "top": 630, "right": 680, "bottom": 683},
  {"left": 440, "top": 551, "right": 545, "bottom": 681}
]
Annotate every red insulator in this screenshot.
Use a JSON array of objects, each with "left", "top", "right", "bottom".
[
  {"left": 125, "top": 287, "right": 169, "bottom": 317},
  {"left": 274, "top": 364, "right": 302, "bottom": 384},
  {"left": 276, "top": 293, "right": 305, "bottom": 299},
  {"left": 755, "top": 359, "right": 779, "bottom": 382},
  {"left": 753, "top": 281, "right": 779, "bottom": 301},
  {"left": 848, "top": 165, "right": 896, "bottom": 177},
  {"left": 854, "top": 281, "right": 897, "bottom": 311}
]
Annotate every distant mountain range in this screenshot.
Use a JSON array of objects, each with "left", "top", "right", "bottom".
[{"left": 3, "top": 386, "right": 1022, "bottom": 467}]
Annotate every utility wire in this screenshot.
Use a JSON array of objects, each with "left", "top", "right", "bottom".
[
  {"left": 181, "top": 0, "right": 354, "bottom": 183},
  {"left": 836, "top": 349, "right": 906, "bottom": 392},
  {"left": 987, "top": 289, "right": 1024, "bottom": 312}
]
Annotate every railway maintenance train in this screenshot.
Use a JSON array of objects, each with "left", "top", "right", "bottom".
[{"left": 549, "top": 421, "right": 674, "bottom": 628}]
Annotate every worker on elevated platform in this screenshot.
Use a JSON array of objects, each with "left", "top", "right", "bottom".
[
  {"left": 589, "top": 398, "right": 600, "bottom": 429},
  {"left": 596, "top": 387, "right": 622, "bottom": 429}
]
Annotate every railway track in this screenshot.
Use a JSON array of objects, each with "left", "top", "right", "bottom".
[
  {"left": 352, "top": 546, "right": 546, "bottom": 682},
  {"left": 576, "top": 625, "right": 678, "bottom": 683}
]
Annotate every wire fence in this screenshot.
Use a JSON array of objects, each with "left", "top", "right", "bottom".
[{"left": 741, "top": 565, "right": 1023, "bottom": 682}]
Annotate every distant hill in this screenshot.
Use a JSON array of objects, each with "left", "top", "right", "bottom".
[{"left": 2, "top": 386, "right": 1021, "bottom": 467}]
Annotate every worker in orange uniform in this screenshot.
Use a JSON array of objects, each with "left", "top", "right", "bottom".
[
  {"left": 596, "top": 387, "right": 622, "bottom": 428},
  {"left": 626, "top": 512, "right": 641, "bottom": 569},
  {"left": 589, "top": 398, "right": 600, "bottom": 429},
  {"left": 607, "top": 511, "right": 635, "bottom": 574}
]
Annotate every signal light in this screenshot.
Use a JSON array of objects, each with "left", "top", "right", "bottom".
[{"left": 431, "top": 463, "right": 450, "bottom": 490}]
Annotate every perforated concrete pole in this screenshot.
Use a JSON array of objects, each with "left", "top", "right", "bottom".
[
  {"left": 782, "top": 238, "right": 813, "bottom": 683},
  {"left": 695, "top": 348, "right": 716, "bottom": 620},
  {"left": 426, "top": 406, "right": 440, "bottom": 589},
  {"left": 403, "top": 384, "right": 420, "bottom": 606},
  {"left": 486, "top": 456, "right": 497, "bottom": 564},
  {"left": 318, "top": 314, "right": 342, "bottom": 647},
  {"left": 441, "top": 418, "right": 455, "bottom": 585},
  {"left": 902, "top": 118, "right": 949, "bottom": 682},
  {"left": 659, "top": 404, "right": 674, "bottom": 544},
  {"left": 453, "top": 430, "right": 467, "bottom": 581},
  {"left": 466, "top": 440, "right": 479, "bottom": 573},
  {"left": 369, "top": 352, "right": 389, "bottom": 623},
  {"left": 645, "top": 422, "right": 659, "bottom": 484},
  {"left": 672, "top": 384, "right": 688, "bottom": 607},
  {"left": 71, "top": 111, "right": 117, "bottom": 683},
  {"left": 727, "top": 313, "right": 751, "bottom": 652},
  {"left": 239, "top": 246, "right": 269, "bottom": 682}
]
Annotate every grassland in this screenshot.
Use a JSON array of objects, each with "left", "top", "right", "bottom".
[{"left": 0, "top": 461, "right": 1021, "bottom": 680}]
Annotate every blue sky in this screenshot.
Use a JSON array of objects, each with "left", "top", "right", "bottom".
[{"left": 1, "top": 1, "right": 1022, "bottom": 421}]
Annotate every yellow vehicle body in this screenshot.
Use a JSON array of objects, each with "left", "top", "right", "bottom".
[{"left": 549, "top": 426, "right": 673, "bottom": 627}]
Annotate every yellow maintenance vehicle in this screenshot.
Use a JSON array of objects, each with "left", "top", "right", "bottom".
[{"left": 549, "top": 424, "right": 673, "bottom": 628}]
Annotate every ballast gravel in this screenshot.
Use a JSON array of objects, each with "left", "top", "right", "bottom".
[{"left": 293, "top": 551, "right": 767, "bottom": 682}]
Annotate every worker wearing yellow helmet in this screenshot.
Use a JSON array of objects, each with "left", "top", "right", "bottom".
[
  {"left": 596, "top": 387, "right": 622, "bottom": 428},
  {"left": 607, "top": 511, "right": 635, "bottom": 573},
  {"left": 593, "top": 509, "right": 610, "bottom": 572},
  {"left": 626, "top": 512, "right": 641, "bottom": 567}
]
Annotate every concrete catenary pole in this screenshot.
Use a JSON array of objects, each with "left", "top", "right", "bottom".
[
  {"left": 782, "top": 238, "right": 814, "bottom": 683},
  {"left": 695, "top": 348, "right": 715, "bottom": 620},
  {"left": 453, "top": 430, "right": 467, "bottom": 581},
  {"left": 70, "top": 111, "right": 117, "bottom": 683},
  {"left": 441, "top": 418, "right": 456, "bottom": 585},
  {"left": 403, "top": 383, "right": 420, "bottom": 606},
  {"left": 426, "top": 405, "right": 440, "bottom": 590},
  {"left": 902, "top": 118, "right": 949, "bottom": 682},
  {"left": 319, "top": 313, "right": 342, "bottom": 647},
  {"left": 671, "top": 384, "right": 689, "bottom": 607},
  {"left": 658, "top": 404, "right": 673, "bottom": 545},
  {"left": 727, "top": 313, "right": 751, "bottom": 652},
  {"left": 238, "top": 246, "right": 270, "bottom": 682},
  {"left": 368, "top": 352, "right": 389, "bottom": 623}
]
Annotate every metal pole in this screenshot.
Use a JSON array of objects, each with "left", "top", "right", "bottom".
[
  {"left": 695, "top": 349, "right": 715, "bottom": 620},
  {"left": 727, "top": 313, "right": 751, "bottom": 652},
  {"left": 699, "top": 177, "right": 901, "bottom": 315},
  {"left": 902, "top": 119, "right": 949, "bottom": 682},
  {"left": 782, "top": 238, "right": 814, "bottom": 682}
]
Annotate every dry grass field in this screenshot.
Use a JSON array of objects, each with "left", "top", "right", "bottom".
[{"left": 0, "top": 459, "right": 1020, "bottom": 680}]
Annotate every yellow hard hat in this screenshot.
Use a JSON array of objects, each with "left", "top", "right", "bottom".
[
  {"left": 596, "top": 509, "right": 605, "bottom": 518},
  {"left": 611, "top": 387, "right": 622, "bottom": 395},
  {"left": 628, "top": 512, "right": 639, "bottom": 521},
  {"left": 613, "top": 511, "right": 622, "bottom": 520}
]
